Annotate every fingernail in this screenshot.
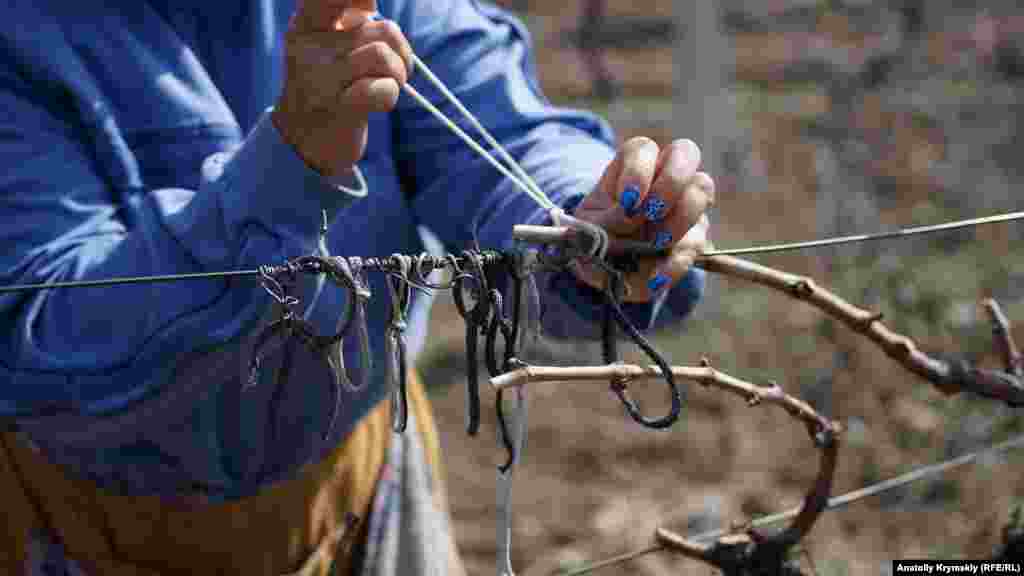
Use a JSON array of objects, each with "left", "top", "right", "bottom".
[
  {"left": 648, "top": 273, "right": 670, "bottom": 294},
  {"left": 653, "top": 231, "right": 673, "bottom": 250},
  {"left": 643, "top": 197, "right": 667, "bottom": 222},
  {"left": 620, "top": 185, "right": 640, "bottom": 217}
]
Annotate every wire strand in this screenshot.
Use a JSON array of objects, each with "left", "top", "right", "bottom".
[
  {"left": 0, "top": 270, "right": 262, "bottom": 294},
  {"left": 690, "top": 431, "right": 1024, "bottom": 542},
  {"left": 0, "top": 252, "right": 505, "bottom": 294},
  {"left": 703, "top": 210, "right": 1024, "bottom": 257}
]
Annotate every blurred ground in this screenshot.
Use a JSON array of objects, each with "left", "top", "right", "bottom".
[{"left": 417, "top": 2, "right": 1024, "bottom": 574}]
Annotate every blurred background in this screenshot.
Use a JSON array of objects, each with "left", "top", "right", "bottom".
[{"left": 417, "top": 1, "right": 1024, "bottom": 574}]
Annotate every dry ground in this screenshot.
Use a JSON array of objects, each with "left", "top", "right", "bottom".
[{"left": 420, "top": 189, "right": 1024, "bottom": 575}]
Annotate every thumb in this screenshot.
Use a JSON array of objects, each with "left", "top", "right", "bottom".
[{"left": 293, "top": 0, "right": 379, "bottom": 32}]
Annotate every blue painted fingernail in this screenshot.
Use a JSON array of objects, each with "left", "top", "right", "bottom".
[
  {"left": 644, "top": 197, "right": 667, "bottom": 222},
  {"left": 648, "top": 273, "right": 669, "bottom": 294},
  {"left": 653, "top": 231, "right": 673, "bottom": 250},
  {"left": 620, "top": 185, "right": 640, "bottom": 216}
]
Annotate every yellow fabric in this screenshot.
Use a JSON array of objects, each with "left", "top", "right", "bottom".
[{"left": 0, "top": 371, "right": 449, "bottom": 576}]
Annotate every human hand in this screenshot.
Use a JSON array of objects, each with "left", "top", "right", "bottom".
[
  {"left": 272, "top": 0, "right": 413, "bottom": 177},
  {"left": 570, "top": 137, "right": 715, "bottom": 303}
]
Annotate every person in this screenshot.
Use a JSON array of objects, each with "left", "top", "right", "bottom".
[{"left": 0, "top": 0, "right": 714, "bottom": 574}]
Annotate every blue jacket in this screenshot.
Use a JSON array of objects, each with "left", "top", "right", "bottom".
[{"left": 0, "top": 0, "right": 704, "bottom": 500}]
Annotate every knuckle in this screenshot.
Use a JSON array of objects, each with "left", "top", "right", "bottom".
[
  {"left": 366, "top": 40, "right": 392, "bottom": 61},
  {"left": 365, "top": 42, "right": 401, "bottom": 74},
  {"left": 694, "top": 172, "right": 716, "bottom": 204},
  {"left": 364, "top": 41, "right": 405, "bottom": 77},
  {"left": 375, "top": 49, "right": 408, "bottom": 84},
  {"left": 368, "top": 20, "right": 411, "bottom": 62},
  {"left": 343, "top": 78, "right": 372, "bottom": 101},
  {"left": 378, "top": 19, "right": 403, "bottom": 40},
  {"left": 619, "top": 139, "right": 660, "bottom": 182},
  {"left": 685, "top": 180, "right": 710, "bottom": 208},
  {"left": 363, "top": 79, "right": 399, "bottom": 111},
  {"left": 669, "top": 138, "right": 699, "bottom": 154},
  {"left": 667, "top": 138, "right": 701, "bottom": 165},
  {"left": 622, "top": 136, "right": 659, "bottom": 155},
  {"left": 653, "top": 160, "right": 689, "bottom": 194},
  {"left": 347, "top": 41, "right": 407, "bottom": 87},
  {"left": 385, "top": 49, "right": 409, "bottom": 82}
]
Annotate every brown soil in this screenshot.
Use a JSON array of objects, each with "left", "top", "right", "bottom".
[
  {"left": 421, "top": 188, "right": 1024, "bottom": 575},
  {"left": 419, "top": 3, "right": 1024, "bottom": 574}
]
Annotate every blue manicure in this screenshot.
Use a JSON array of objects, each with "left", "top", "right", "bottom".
[
  {"left": 620, "top": 185, "right": 640, "bottom": 217},
  {"left": 653, "top": 231, "right": 673, "bottom": 250},
  {"left": 648, "top": 273, "right": 670, "bottom": 294},
  {"left": 644, "top": 197, "right": 667, "bottom": 222}
]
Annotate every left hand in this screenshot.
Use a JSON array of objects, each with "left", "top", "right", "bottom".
[{"left": 571, "top": 137, "right": 715, "bottom": 303}]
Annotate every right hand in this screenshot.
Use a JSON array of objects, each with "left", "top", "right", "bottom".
[{"left": 272, "top": 0, "right": 414, "bottom": 177}]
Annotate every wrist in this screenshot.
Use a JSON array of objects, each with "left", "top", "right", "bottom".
[
  {"left": 270, "top": 107, "right": 313, "bottom": 169},
  {"left": 270, "top": 108, "right": 353, "bottom": 178}
]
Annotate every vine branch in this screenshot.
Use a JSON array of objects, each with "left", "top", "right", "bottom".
[
  {"left": 509, "top": 225, "right": 1024, "bottom": 574},
  {"left": 491, "top": 361, "right": 835, "bottom": 441},
  {"left": 696, "top": 254, "right": 1024, "bottom": 406},
  {"left": 491, "top": 360, "right": 841, "bottom": 575},
  {"left": 514, "top": 224, "right": 1024, "bottom": 406}
]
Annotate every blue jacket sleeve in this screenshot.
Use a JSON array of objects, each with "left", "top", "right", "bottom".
[
  {"left": 0, "top": 68, "right": 363, "bottom": 417},
  {"left": 389, "top": 0, "right": 704, "bottom": 340}
]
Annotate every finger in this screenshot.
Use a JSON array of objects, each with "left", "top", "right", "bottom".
[
  {"left": 642, "top": 139, "right": 702, "bottom": 233},
  {"left": 288, "top": 22, "right": 413, "bottom": 111},
  {"left": 574, "top": 136, "right": 660, "bottom": 234},
  {"left": 293, "top": 18, "right": 413, "bottom": 72},
  {"left": 342, "top": 76, "right": 401, "bottom": 114},
  {"left": 338, "top": 40, "right": 410, "bottom": 92},
  {"left": 648, "top": 170, "right": 715, "bottom": 252},
  {"left": 642, "top": 213, "right": 710, "bottom": 300},
  {"left": 292, "top": 0, "right": 378, "bottom": 32},
  {"left": 368, "top": 18, "right": 415, "bottom": 76}
]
